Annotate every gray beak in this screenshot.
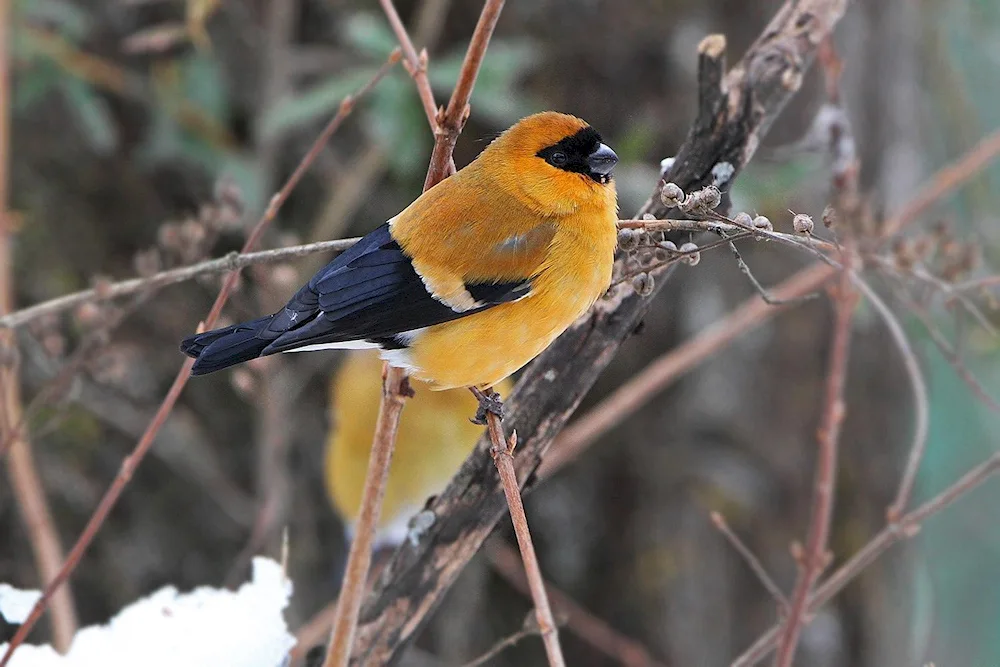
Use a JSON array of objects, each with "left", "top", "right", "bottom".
[{"left": 587, "top": 143, "right": 619, "bottom": 176}]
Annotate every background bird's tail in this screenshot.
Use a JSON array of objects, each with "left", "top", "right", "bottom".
[{"left": 180, "top": 315, "right": 275, "bottom": 376}]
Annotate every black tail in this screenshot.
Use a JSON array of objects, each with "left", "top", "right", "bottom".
[{"left": 180, "top": 315, "right": 275, "bottom": 376}]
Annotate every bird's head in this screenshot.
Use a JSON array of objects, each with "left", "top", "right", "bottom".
[{"left": 479, "top": 111, "right": 618, "bottom": 216}]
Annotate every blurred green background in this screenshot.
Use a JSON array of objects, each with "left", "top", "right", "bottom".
[{"left": 4, "top": 0, "right": 1000, "bottom": 665}]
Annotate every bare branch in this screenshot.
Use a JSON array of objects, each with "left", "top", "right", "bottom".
[
  {"left": 732, "top": 452, "right": 1000, "bottom": 667},
  {"left": 710, "top": 512, "right": 788, "bottom": 613},
  {"left": 0, "top": 0, "right": 78, "bottom": 650},
  {"left": 0, "top": 49, "right": 400, "bottom": 667},
  {"left": 0, "top": 238, "right": 358, "bottom": 331},
  {"left": 324, "top": 369, "right": 411, "bottom": 667},
  {"left": 849, "top": 277, "right": 930, "bottom": 522},
  {"left": 327, "top": 3, "right": 507, "bottom": 664},
  {"left": 421, "top": 0, "right": 505, "bottom": 190},
  {"left": 881, "top": 126, "right": 1000, "bottom": 238},
  {"left": 488, "top": 542, "right": 670, "bottom": 667},
  {"left": 482, "top": 413, "right": 566, "bottom": 667},
  {"left": 774, "top": 257, "right": 857, "bottom": 667},
  {"left": 538, "top": 263, "right": 833, "bottom": 479},
  {"left": 461, "top": 612, "right": 549, "bottom": 667}
]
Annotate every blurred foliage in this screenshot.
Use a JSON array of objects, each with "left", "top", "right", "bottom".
[{"left": 5, "top": 1, "right": 1000, "bottom": 665}]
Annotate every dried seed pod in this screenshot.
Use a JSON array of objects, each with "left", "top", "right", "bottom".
[
  {"left": 792, "top": 213, "right": 814, "bottom": 234},
  {"left": 157, "top": 222, "right": 181, "bottom": 251},
  {"left": 679, "top": 242, "right": 701, "bottom": 266},
  {"left": 660, "top": 182, "right": 685, "bottom": 208},
  {"left": 74, "top": 302, "right": 103, "bottom": 329},
  {"left": 700, "top": 185, "right": 722, "bottom": 210},
  {"left": 821, "top": 204, "right": 837, "bottom": 228},
  {"left": 631, "top": 272, "right": 655, "bottom": 296},
  {"left": 641, "top": 213, "right": 657, "bottom": 221},
  {"left": 733, "top": 212, "right": 753, "bottom": 228},
  {"left": 752, "top": 215, "right": 773, "bottom": 232},
  {"left": 133, "top": 248, "right": 162, "bottom": 277},
  {"left": 659, "top": 240, "right": 678, "bottom": 253},
  {"left": 892, "top": 238, "right": 915, "bottom": 271},
  {"left": 617, "top": 228, "right": 640, "bottom": 252}
]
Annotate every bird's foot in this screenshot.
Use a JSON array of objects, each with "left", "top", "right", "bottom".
[{"left": 470, "top": 386, "right": 504, "bottom": 425}]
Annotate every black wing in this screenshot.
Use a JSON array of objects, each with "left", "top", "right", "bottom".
[{"left": 181, "top": 223, "right": 532, "bottom": 375}]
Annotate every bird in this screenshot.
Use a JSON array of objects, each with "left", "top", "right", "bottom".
[
  {"left": 181, "top": 111, "right": 619, "bottom": 397},
  {"left": 325, "top": 350, "right": 512, "bottom": 546}
]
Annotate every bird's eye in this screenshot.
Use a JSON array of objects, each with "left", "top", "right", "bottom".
[{"left": 550, "top": 151, "right": 567, "bottom": 166}]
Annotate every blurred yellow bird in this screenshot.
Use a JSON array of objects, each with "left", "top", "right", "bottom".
[{"left": 325, "top": 350, "right": 512, "bottom": 546}]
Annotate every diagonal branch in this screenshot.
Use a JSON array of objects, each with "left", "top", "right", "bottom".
[
  {"left": 538, "top": 117, "right": 1000, "bottom": 482},
  {"left": 774, "top": 256, "right": 857, "bottom": 667},
  {"left": 0, "top": 0, "right": 78, "bottom": 651},
  {"left": 732, "top": 451, "right": 1000, "bottom": 667},
  {"left": 350, "top": 2, "right": 850, "bottom": 663},
  {"left": 0, "top": 51, "right": 400, "bottom": 667},
  {"left": 485, "top": 421, "right": 565, "bottom": 667},
  {"left": 323, "top": 3, "right": 506, "bottom": 665}
]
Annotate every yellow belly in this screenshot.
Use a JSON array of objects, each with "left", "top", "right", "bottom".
[{"left": 407, "top": 233, "right": 614, "bottom": 389}]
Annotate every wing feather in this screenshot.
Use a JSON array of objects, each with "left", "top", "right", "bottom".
[{"left": 259, "top": 223, "right": 534, "bottom": 355}]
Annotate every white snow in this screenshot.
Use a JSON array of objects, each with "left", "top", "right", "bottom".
[
  {"left": 0, "top": 586, "right": 42, "bottom": 624},
  {"left": 1, "top": 557, "right": 296, "bottom": 667}
]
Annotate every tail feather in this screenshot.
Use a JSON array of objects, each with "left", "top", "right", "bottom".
[{"left": 181, "top": 315, "right": 275, "bottom": 376}]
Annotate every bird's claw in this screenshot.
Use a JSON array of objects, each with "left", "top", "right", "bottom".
[{"left": 470, "top": 387, "right": 504, "bottom": 425}]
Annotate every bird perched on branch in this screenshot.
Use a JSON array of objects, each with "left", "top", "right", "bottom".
[
  {"left": 181, "top": 111, "right": 618, "bottom": 404},
  {"left": 326, "top": 350, "right": 512, "bottom": 546}
]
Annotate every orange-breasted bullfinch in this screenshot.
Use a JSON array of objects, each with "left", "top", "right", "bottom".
[
  {"left": 180, "top": 111, "right": 619, "bottom": 390},
  {"left": 325, "top": 350, "right": 512, "bottom": 546}
]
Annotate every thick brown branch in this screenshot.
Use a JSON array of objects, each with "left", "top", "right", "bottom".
[
  {"left": 351, "top": 2, "right": 849, "bottom": 663},
  {"left": 539, "top": 117, "right": 1000, "bottom": 480}
]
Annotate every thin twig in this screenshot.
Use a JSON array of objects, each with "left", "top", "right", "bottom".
[
  {"left": 726, "top": 236, "right": 820, "bottom": 306},
  {"left": 881, "top": 125, "right": 1000, "bottom": 238},
  {"left": 488, "top": 542, "right": 667, "bottom": 667},
  {"left": 539, "top": 263, "right": 834, "bottom": 479},
  {"left": 540, "top": 122, "right": 1000, "bottom": 481},
  {"left": 325, "top": 5, "right": 505, "bottom": 664},
  {"left": 710, "top": 512, "right": 788, "bottom": 612},
  {"left": 461, "top": 612, "right": 547, "bottom": 667},
  {"left": 421, "top": 0, "right": 505, "bottom": 191},
  {"left": 484, "top": 418, "right": 566, "bottom": 667},
  {"left": 323, "top": 367, "right": 410, "bottom": 667},
  {"left": 849, "top": 277, "right": 930, "bottom": 521},
  {"left": 0, "top": 52, "right": 398, "bottom": 667},
  {"left": 732, "top": 452, "right": 1000, "bottom": 667},
  {"left": 0, "top": 238, "right": 359, "bottom": 331},
  {"left": 890, "top": 282, "right": 1000, "bottom": 414},
  {"left": 774, "top": 256, "right": 857, "bottom": 667},
  {"left": 0, "top": 0, "right": 79, "bottom": 651},
  {"left": 0, "top": 49, "right": 405, "bottom": 333},
  {"left": 378, "top": 0, "right": 440, "bottom": 132}
]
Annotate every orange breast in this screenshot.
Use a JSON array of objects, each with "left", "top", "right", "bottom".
[{"left": 407, "top": 203, "right": 617, "bottom": 390}]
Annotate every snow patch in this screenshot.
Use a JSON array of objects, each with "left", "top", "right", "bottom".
[{"left": 1, "top": 558, "right": 296, "bottom": 667}]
